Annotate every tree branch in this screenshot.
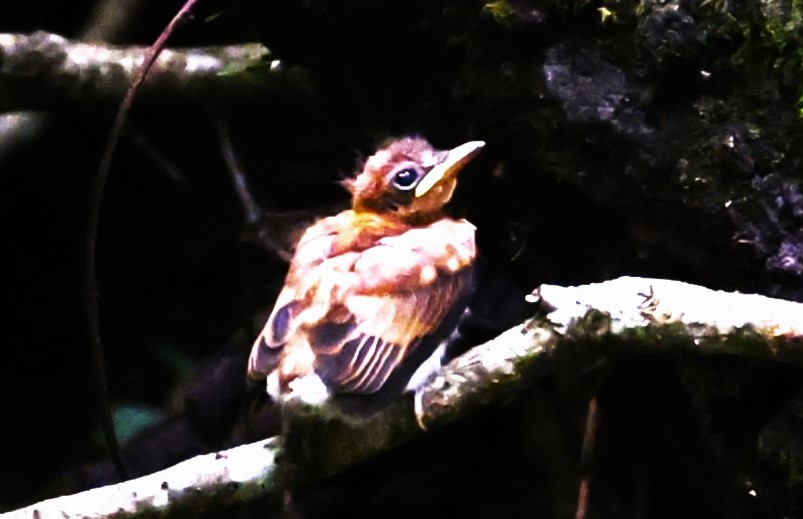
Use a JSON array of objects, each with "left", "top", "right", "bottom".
[
  {"left": 0, "top": 32, "right": 302, "bottom": 111},
  {"left": 533, "top": 276, "right": 803, "bottom": 342},
  {"left": 3, "top": 438, "right": 280, "bottom": 519},
  {"left": 5, "top": 276, "right": 802, "bottom": 517}
]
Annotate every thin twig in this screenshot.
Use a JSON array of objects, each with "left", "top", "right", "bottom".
[
  {"left": 575, "top": 396, "right": 599, "bottom": 519},
  {"left": 84, "top": 0, "right": 205, "bottom": 482},
  {"left": 214, "top": 117, "right": 296, "bottom": 262},
  {"left": 123, "top": 128, "right": 184, "bottom": 185},
  {"left": 215, "top": 118, "right": 263, "bottom": 226}
]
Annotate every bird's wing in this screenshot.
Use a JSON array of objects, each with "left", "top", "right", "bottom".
[
  {"left": 248, "top": 217, "right": 476, "bottom": 395},
  {"left": 246, "top": 219, "right": 344, "bottom": 378},
  {"left": 310, "top": 219, "right": 476, "bottom": 394},
  {"left": 312, "top": 269, "right": 472, "bottom": 394}
]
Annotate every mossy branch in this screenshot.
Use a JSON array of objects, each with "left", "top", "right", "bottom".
[
  {"left": 3, "top": 438, "right": 281, "bottom": 519},
  {"left": 5, "top": 276, "right": 802, "bottom": 518},
  {"left": 0, "top": 32, "right": 305, "bottom": 111}
]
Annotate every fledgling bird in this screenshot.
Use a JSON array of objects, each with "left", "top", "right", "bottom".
[{"left": 247, "top": 137, "right": 484, "bottom": 416}]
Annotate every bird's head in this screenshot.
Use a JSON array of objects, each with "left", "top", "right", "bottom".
[{"left": 344, "top": 137, "right": 485, "bottom": 223}]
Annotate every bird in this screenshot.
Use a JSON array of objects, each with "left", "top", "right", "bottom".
[{"left": 247, "top": 136, "right": 484, "bottom": 417}]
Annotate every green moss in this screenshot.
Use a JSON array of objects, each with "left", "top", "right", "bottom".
[
  {"left": 568, "top": 313, "right": 782, "bottom": 363},
  {"left": 725, "top": 0, "right": 803, "bottom": 111},
  {"left": 279, "top": 399, "right": 418, "bottom": 482},
  {"left": 761, "top": 0, "right": 803, "bottom": 99},
  {"left": 759, "top": 422, "right": 803, "bottom": 490},
  {"left": 215, "top": 44, "right": 273, "bottom": 76},
  {"left": 778, "top": 448, "right": 803, "bottom": 488},
  {"left": 482, "top": 1, "right": 519, "bottom": 28},
  {"left": 696, "top": 326, "right": 775, "bottom": 358},
  {"left": 761, "top": 0, "right": 803, "bottom": 48},
  {"left": 566, "top": 310, "right": 613, "bottom": 339}
]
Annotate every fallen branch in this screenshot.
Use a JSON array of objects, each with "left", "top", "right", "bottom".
[{"left": 5, "top": 276, "right": 802, "bottom": 517}]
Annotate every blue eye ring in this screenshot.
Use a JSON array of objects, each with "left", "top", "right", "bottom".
[{"left": 391, "top": 167, "right": 421, "bottom": 190}]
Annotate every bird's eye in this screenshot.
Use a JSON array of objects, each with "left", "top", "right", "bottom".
[{"left": 391, "top": 167, "right": 420, "bottom": 191}]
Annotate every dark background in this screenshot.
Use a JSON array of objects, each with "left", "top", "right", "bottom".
[{"left": 2, "top": 0, "right": 803, "bottom": 517}]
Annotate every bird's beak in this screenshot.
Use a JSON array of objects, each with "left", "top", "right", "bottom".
[{"left": 415, "top": 140, "right": 485, "bottom": 197}]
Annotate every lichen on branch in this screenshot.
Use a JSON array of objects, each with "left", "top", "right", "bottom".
[
  {"left": 0, "top": 32, "right": 302, "bottom": 111},
  {"left": 5, "top": 276, "right": 803, "bottom": 518}
]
